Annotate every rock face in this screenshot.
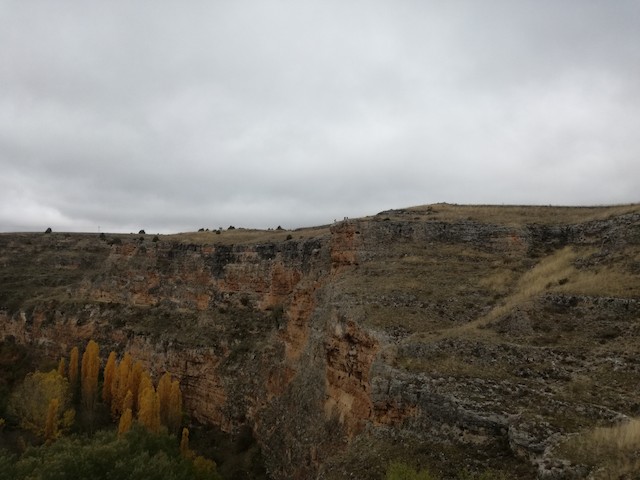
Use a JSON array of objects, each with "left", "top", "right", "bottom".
[{"left": 1, "top": 205, "right": 640, "bottom": 479}]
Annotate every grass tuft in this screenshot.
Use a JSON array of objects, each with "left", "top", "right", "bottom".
[{"left": 557, "top": 417, "right": 640, "bottom": 478}]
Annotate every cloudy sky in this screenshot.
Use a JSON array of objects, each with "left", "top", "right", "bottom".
[{"left": 1, "top": 1, "right": 639, "bottom": 233}]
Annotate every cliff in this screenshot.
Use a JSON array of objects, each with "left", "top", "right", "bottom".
[{"left": 1, "top": 203, "right": 640, "bottom": 479}]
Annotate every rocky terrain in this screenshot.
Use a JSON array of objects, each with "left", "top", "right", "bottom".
[{"left": 1, "top": 203, "right": 640, "bottom": 479}]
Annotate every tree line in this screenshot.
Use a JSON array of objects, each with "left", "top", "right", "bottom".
[{"left": 2, "top": 339, "right": 218, "bottom": 479}]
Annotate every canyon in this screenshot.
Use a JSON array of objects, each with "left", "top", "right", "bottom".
[{"left": 1, "top": 203, "right": 640, "bottom": 479}]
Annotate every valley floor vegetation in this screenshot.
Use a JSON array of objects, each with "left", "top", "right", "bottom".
[{"left": 0, "top": 339, "right": 221, "bottom": 480}]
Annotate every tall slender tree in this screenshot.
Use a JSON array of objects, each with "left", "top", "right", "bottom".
[
  {"left": 157, "top": 372, "right": 172, "bottom": 427},
  {"left": 102, "top": 351, "right": 117, "bottom": 406},
  {"left": 118, "top": 408, "right": 133, "bottom": 436},
  {"left": 43, "top": 398, "right": 60, "bottom": 443},
  {"left": 68, "top": 347, "right": 79, "bottom": 390},
  {"left": 57, "top": 358, "right": 65, "bottom": 378},
  {"left": 137, "top": 370, "right": 153, "bottom": 412},
  {"left": 168, "top": 379, "right": 183, "bottom": 433},
  {"left": 180, "top": 427, "right": 191, "bottom": 458},
  {"left": 111, "top": 352, "right": 132, "bottom": 419},
  {"left": 81, "top": 340, "right": 100, "bottom": 414},
  {"left": 127, "top": 361, "right": 144, "bottom": 414},
  {"left": 122, "top": 390, "right": 133, "bottom": 414},
  {"left": 138, "top": 385, "right": 161, "bottom": 434}
]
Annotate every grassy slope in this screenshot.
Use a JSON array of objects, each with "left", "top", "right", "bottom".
[{"left": 327, "top": 203, "right": 640, "bottom": 478}]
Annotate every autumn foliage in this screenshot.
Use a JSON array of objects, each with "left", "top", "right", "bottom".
[
  {"left": 138, "top": 385, "right": 161, "bottom": 434},
  {"left": 102, "top": 351, "right": 116, "bottom": 405},
  {"left": 81, "top": 340, "right": 100, "bottom": 414},
  {"left": 63, "top": 341, "right": 185, "bottom": 436},
  {"left": 68, "top": 347, "right": 79, "bottom": 389},
  {"left": 2, "top": 339, "right": 215, "bottom": 479},
  {"left": 7, "top": 369, "right": 75, "bottom": 440},
  {"left": 117, "top": 408, "right": 133, "bottom": 436}
]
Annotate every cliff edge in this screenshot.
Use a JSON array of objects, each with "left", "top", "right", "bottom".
[{"left": 2, "top": 203, "right": 640, "bottom": 479}]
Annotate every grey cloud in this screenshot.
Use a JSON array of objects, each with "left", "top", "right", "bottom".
[{"left": 1, "top": 1, "right": 638, "bottom": 233}]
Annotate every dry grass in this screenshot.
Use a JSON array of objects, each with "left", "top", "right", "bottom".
[
  {"left": 463, "top": 247, "right": 581, "bottom": 330},
  {"left": 398, "top": 354, "right": 510, "bottom": 380},
  {"left": 163, "top": 225, "right": 330, "bottom": 245},
  {"left": 401, "top": 203, "right": 640, "bottom": 226},
  {"left": 557, "top": 418, "right": 640, "bottom": 478},
  {"left": 558, "top": 268, "right": 640, "bottom": 297}
]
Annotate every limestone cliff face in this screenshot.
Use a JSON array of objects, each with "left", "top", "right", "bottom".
[{"left": 1, "top": 206, "right": 640, "bottom": 479}]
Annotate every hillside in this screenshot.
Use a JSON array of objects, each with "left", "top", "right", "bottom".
[{"left": 1, "top": 203, "right": 640, "bottom": 479}]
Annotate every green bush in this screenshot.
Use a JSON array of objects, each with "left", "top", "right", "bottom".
[
  {"left": 386, "top": 461, "right": 436, "bottom": 480},
  {"left": 0, "top": 426, "right": 222, "bottom": 480}
]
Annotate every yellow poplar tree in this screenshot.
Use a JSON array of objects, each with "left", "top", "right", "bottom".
[
  {"left": 180, "top": 427, "right": 191, "bottom": 458},
  {"left": 118, "top": 408, "right": 133, "bottom": 436},
  {"left": 43, "top": 398, "right": 60, "bottom": 443},
  {"left": 102, "top": 351, "right": 117, "bottom": 406},
  {"left": 57, "top": 358, "right": 65, "bottom": 378},
  {"left": 157, "top": 372, "right": 172, "bottom": 427},
  {"left": 111, "top": 352, "right": 132, "bottom": 419},
  {"left": 122, "top": 390, "right": 133, "bottom": 414},
  {"left": 137, "top": 370, "right": 153, "bottom": 412},
  {"left": 138, "top": 385, "right": 160, "bottom": 434},
  {"left": 68, "top": 347, "right": 79, "bottom": 389},
  {"left": 81, "top": 340, "right": 100, "bottom": 414},
  {"left": 168, "top": 379, "right": 183, "bottom": 433},
  {"left": 127, "top": 361, "right": 144, "bottom": 414}
]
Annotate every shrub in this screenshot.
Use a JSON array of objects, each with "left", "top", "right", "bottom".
[
  {"left": 386, "top": 461, "right": 435, "bottom": 480},
  {"left": 0, "top": 427, "right": 222, "bottom": 480}
]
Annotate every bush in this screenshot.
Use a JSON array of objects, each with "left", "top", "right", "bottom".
[
  {"left": 386, "top": 462, "right": 435, "bottom": 480},
  {"left": 138, "top": 230, "right": 146, "bottom": 235},
  {"left": 44, "top": 228, "right": 52, "bottom": 234},
  {"left": 0, "top": 427, "right": 222, "bottom": 480}
]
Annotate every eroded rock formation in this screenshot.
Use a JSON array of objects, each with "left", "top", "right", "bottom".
[{"left": 2, "top": 205, "right": 640, "bottom": 478}]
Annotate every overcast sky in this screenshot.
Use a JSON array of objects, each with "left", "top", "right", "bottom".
[{"left": 1, "top": 1, "right": 639, "bottom": 233}]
